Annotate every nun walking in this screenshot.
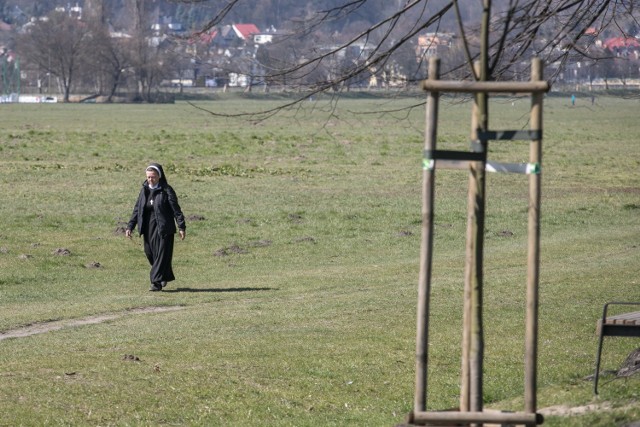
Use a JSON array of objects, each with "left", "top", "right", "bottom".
[{"left": 126, "top": 163, "right": 186, "bottom": 291}]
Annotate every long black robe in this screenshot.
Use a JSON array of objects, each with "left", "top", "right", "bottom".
[{"left": 142, "top": 188, "right": 176, "bottom": 285}]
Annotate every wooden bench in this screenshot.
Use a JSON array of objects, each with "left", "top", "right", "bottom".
[{"left": 594, "top": 301, "right": 640, "bottom": 394}]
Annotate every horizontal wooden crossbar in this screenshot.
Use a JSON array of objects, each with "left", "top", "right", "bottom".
[
  {"left": 421, "top": 79, "right": 550, "bottom": 93},
  {"left": 410, "top": 410, "right": 543, "bottom": 425},
  {"left": 423, "top": 149, "right": 485, "bottom": 161},
  {"left": 478, "top": 129, "right": 542, "bottom": 141}
]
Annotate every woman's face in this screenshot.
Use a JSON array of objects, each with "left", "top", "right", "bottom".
[{"left": 146, "top": 170, "right": 160, "bottom": 187}]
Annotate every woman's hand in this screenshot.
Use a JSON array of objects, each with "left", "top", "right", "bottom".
[
  {"left": 179, "top": 229, "right": 186, "bottom": 241},
  {"left": 125, "top": 229, "right": 132, "bottom": 239}
]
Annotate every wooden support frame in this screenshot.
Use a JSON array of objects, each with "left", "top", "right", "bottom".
[{"left": 411, "top": 57, "right": 548, "bottom": 426}]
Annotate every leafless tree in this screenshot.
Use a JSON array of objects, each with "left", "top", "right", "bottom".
[
  {"left": 178, "top": 0, "right": 638, "bottom": 114},
  {"left": 69, "top": 0, "right": 133, "bottom": 102},
  {"left": 89, "top": 30, "right": 135, "bottom": 102},
  {"left": 128, "top": 0, "right": 179, "bottom": 101},
  {"left": 17, "top": 10, "right": 95, "bottom": 102}
]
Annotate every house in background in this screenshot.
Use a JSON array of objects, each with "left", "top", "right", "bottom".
[
  {"left": 253, "top": 25, "right": 279, "bottom": 45},
  {"left": 232, "top": 24, "right": 260, "bottom": 42},
  {"left": 212, "top": 24, "right": 260, "bottom": 48},
  {"left": 603, "top": 36, "right": 640, "bottom": 58},
  {"left": 416, "top": 32, "right": 455, "bottom": 59}
]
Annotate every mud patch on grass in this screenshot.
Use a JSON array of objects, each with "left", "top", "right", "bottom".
[
  {"left": 85, "top": 261, "right": 102, "bottom": 269},
  {"left": 213, "top": 244, "right": 248, "bottom": 256},
  {"left": 0, "top": 306, "right": 185, "bottom": 341}
]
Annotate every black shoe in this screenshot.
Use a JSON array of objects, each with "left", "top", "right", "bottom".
[
  {"left": 160, "top": 281, "right": 167, "bottom": 288},
  {"left": 149, "top": 283, "right": 162, "bottom": 292}
]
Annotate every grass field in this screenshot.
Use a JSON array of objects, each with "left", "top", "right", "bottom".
[{"left": 0, "top": 93, "right": 638, "bottom": 426}]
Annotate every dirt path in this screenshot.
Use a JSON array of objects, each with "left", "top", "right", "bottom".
[
  {"left": 538, "top": 401, "right": 640, "bottom": 425},
  {"left": 0, "top": 306, "right": 185, "bottom": 341}
]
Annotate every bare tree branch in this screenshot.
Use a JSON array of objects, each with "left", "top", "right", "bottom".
[{"left": 174, "top": 0, "right": 637, "bottom": 117}]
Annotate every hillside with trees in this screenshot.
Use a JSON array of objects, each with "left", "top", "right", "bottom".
[{"left": 1, "top": 0, "right": 475, "bottom": 33}]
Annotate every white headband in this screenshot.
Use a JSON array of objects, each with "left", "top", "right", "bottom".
[{"left": 146, "top": 165, "right": 162, "bottom": 179}]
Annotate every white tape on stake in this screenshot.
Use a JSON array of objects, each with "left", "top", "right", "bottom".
[
  {"left": 526, "top": 162, "right": 541, "bottom": 174},
  {"left": 422, "top": 159, "right": 435, "bottom": 170},
  {"left": 486, "top": 161, "right": 527, "bottom": 174},
  {"left": 486, "top": 162, "right": 541, "bottom": 174},
  {"left": 424, "top": 160, "right": 541, "bottom": 174}
]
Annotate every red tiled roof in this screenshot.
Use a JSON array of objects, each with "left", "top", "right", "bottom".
[
  {"left": 233, "top": 24, "right": 260, "bottom": 40},
  {"left": 603, "top": 37, "right": 640, "bottom": 50}
]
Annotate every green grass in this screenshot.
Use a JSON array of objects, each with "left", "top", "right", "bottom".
[{"left": 0, "top": 94, "right": 638, "bottom": 426}]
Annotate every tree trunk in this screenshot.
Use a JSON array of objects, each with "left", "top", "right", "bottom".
[{"left": 107, "top": 71, "right": 122, "bottom": 103}]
